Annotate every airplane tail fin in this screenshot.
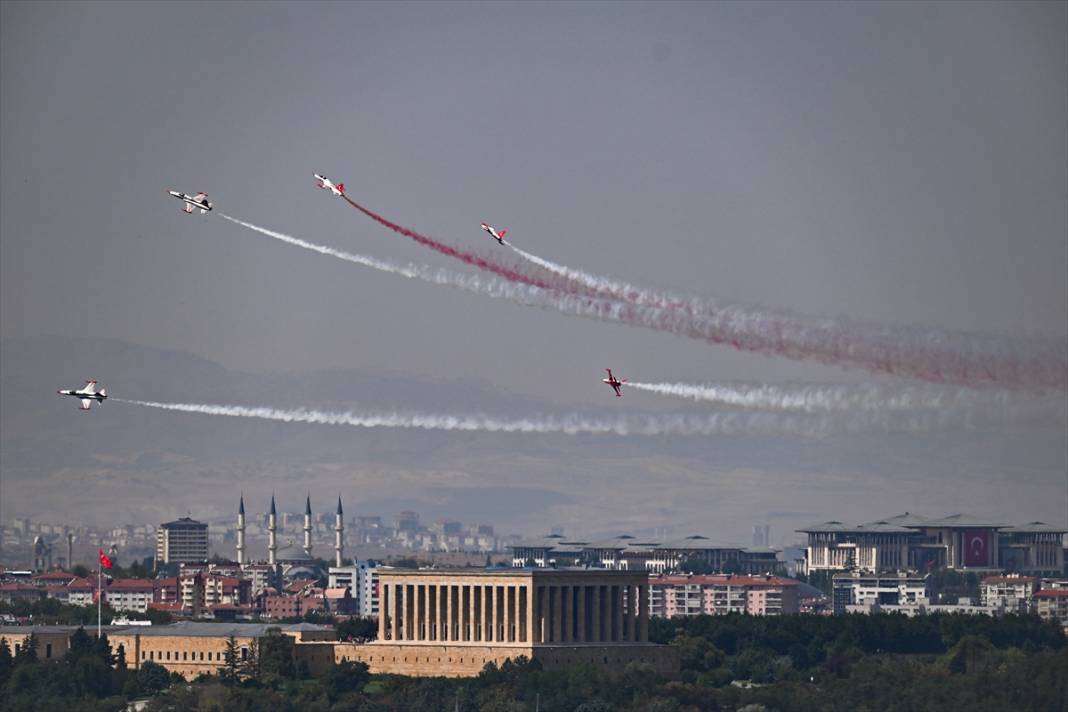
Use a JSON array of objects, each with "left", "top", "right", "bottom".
[
  {"left": 336, "top": 183, "right": 345, "bottom": 194},
  {"left": 99, "top": 388, "right": 107, "bottom": 399},
  {"left": 499, "top": 230, "right": 507, "bottom": 239}
]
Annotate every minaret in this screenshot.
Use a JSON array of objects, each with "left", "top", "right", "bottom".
[
  {"left": 303, "top": 494, "right": 314, "bottom": 559},
  {"left": 334, "top": 496, "right": 344, "bottom": 567},
  {"left": 236, "top": 494, "right": 246, "bottom": 566},
  {"left": 268, "top": 494, "right": 278, "bottom": 566}
]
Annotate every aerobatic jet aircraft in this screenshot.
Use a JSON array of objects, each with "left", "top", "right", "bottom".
[
  {"left": 314, "top": 174, "right": 345, "bottom": 196},
  {"left": 602, "top": 369, "right": 626, "bottom": 397},
  {"left": 481, "top": 223, "right": 508, "bottom": 245},
  {"left": 169, "top": 190, "right": 212, "bottom": 214},
  {"left": 57, "top": 380, "right": 108, "bottom": 411}
]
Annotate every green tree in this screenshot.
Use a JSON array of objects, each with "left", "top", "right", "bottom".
[
  {"left": 221, "top": 635, "right": 240, "bottom": 685},
  {"left": 137, "top": 660, "right": 171, "bottom": 695},
  {"left": 320, "top": 660, "right": 370, "bottom": 701},
  {"left": 336, "top": 616, "right": 377, "bottom": 642},
  {"left": 0, "top": 637, "right": 13, "bottom": 684},
  {"left": 14, "top": 633, "right": 38, "bottom": 665},
  {"left": 257, "top": 628, "right": 296, "bottom": 679}
]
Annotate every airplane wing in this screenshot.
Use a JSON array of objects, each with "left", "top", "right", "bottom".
[
  {"left": 82, "top": 381, "right": 97, "bottom": 394},
  {"left": 80, "top": 399, "right": 92, "bottom": 410},
  {"left": 193, "top": 192, "right": 208, "bottom": 202},
  {"left": 183, "top": 204, "right": 194, "bottom": 213}
]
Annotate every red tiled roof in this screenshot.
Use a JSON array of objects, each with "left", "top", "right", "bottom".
[
  {"left": 66, "top": 578, "right": 97, "bottom": 591},
  {"left": 32, "top": 571, "right": 77, "bottom": 581},
  {"left": 1033, "top": 589, "right": 1068, "bottom": 599},
  {"left": 982, "top": 576, "right": 1037, "bottom": 585},
  {"left": 148, "top": 601, "right": 187, "bottom": 611},
  {"left": 653, "top": 574, "right": 799, "bottom": 587},
  {"left": 107, "top": 579, "right": 156, "bottom": 591},
  {"left": 0, "top": 583, "right": 38, "bottom": 592}
]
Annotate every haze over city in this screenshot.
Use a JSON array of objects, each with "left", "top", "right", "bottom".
[{"left": 2, "top": 1, "right": 1065, "bottom": 545}]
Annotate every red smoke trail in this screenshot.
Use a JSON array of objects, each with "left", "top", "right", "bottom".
[
  {"left": 342, "top": 195, "right": 556, "bottom": 290},
  {"left": 336, "top": 197, "right": 1065, "bottom": 390}
]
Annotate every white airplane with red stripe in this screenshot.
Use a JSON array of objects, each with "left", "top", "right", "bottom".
[
  {"left": 603, "top": 369, "right": 626, "bottom": 397},
  {"left": 314, "top": 173, "right": 345, "bottom": 197},
  {"left": 58, "top": 380, "right": 108, "bottom": 411},
  {"left": 481, "top": 222, "right": 508, "bottom": 245},
  {"left": 169, "top": 190, "right": 212, "bottom": 214}
]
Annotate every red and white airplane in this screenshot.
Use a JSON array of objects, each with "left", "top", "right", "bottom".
[
  {"left": 480, "top": 223, "right": 508, "bottom": 245},
  {"left": 58, "top": 380, "right": 108, "bottom": 411},
  {"left": 602, "top": 369, "right": 626, "bottom": 397},
  {"left": 314, "top": 173, "right": 345, "bottom": 197},
  {"left": 169, "top": 190, "right": 212, "bottom": 214}
]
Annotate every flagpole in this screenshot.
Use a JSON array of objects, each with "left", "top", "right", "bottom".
[{"left": 97, "top": 558, "right": 102, "bottom": 638}]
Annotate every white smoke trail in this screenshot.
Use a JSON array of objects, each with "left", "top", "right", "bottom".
[
  {"left": 215, "top": 214, "right": 762, "bottom": 347},
  {"left": 625, "top": 381, "right": 1062, "bottom": 416},
  {"left": 113, "top": 397, "right": 1063, "bottom": 436}
]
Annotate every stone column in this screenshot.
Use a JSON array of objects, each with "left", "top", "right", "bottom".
[
  {"left": 443, "top": 584, "right": 452, "bottom": 641},
  {"left": 390, "top": 583, "right": 399, "bottom": 641},
  {"left": 435, "top": 584, "right": 443, "bottom": 641},
  {"left": 512, "top": 585, "right": 520, "bottom": 642},
  {"left": 523, "top": 580, "right": 531, "bottom": 644},
  {"left": 468, "top": 584, "right": 476, "bottom": 641},
  {"left": 488, "top": 585, "right": 497, "bottom": 642},
  {"left": 638, "top": 583, "right": 649, "bottom": 642},
  {"left": 481, "top": 585, "right": 490, "bottom": 642},
  {"left": 524, "top": 584, "right": 532, "bottom": 643},
  {"left": 423, "top": 584, "right": 431, "bottom": 640},
  {"left": 412, "top": 585, "right": 420, "bottom": 641},
  {"left": 379, "top": 584, "right": 388, "bottom": 640},
  {"left": 503, "top": 585, "right": 512, "bottom": 642}
]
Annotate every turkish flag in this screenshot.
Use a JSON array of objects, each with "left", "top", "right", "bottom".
[
  {"left": 99, "top": 549, "right": 113, "bottom": 570},
  {"left": 963, "top": 529, "right": 989, "bottom": 567}
]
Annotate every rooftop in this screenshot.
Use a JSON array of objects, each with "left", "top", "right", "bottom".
[{"left": 160, "top": 517, "right": 207, "bottom": 529}]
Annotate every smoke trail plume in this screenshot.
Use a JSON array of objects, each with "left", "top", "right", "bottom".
[
  {"left": 624, "top": 381, "right": 1065, "bottom": 419},
  {"left": 340, "top": 195, "right": 554, "bottom": 289},
  {"left": 114, "top": 397, "right": 1051, "bottom": 436},
  {"left": 222, "top": 212, "right": 1067, "bottom": 389},
  {"left": 508, "top": 243, "right": 690, "bottom": 310},
  {"left": 217, "top": 213, "right": 672, "bottom": 318}
]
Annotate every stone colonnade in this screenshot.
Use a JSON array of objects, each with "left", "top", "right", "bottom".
[{"left": 377, "top": 578, "right": 649, "bottom": 644}]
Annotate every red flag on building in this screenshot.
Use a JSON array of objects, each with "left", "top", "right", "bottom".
[{"left": 99, "top": 549, "right": 113, "bottom": 570}]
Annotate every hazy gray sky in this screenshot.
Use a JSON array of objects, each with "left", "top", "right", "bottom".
[{"left": 2, "top": 1, "right": 1065, "bottom": 404}]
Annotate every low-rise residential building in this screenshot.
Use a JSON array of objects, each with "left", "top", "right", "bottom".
[
  {"left": 1032, "top": 589, "right": 1068, "bottom": 623},
  {"left": 103, "top": 579, "right": 156, "bottom": 613},
  {"left": 649, "top": 574, "right": 800, "bottom": 617},
  {"left": 832, "top": 572, "right": 929, "bottom": 614},
  {"left": 980, "top": 575, "right": 1038, "bottom": 613}
]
